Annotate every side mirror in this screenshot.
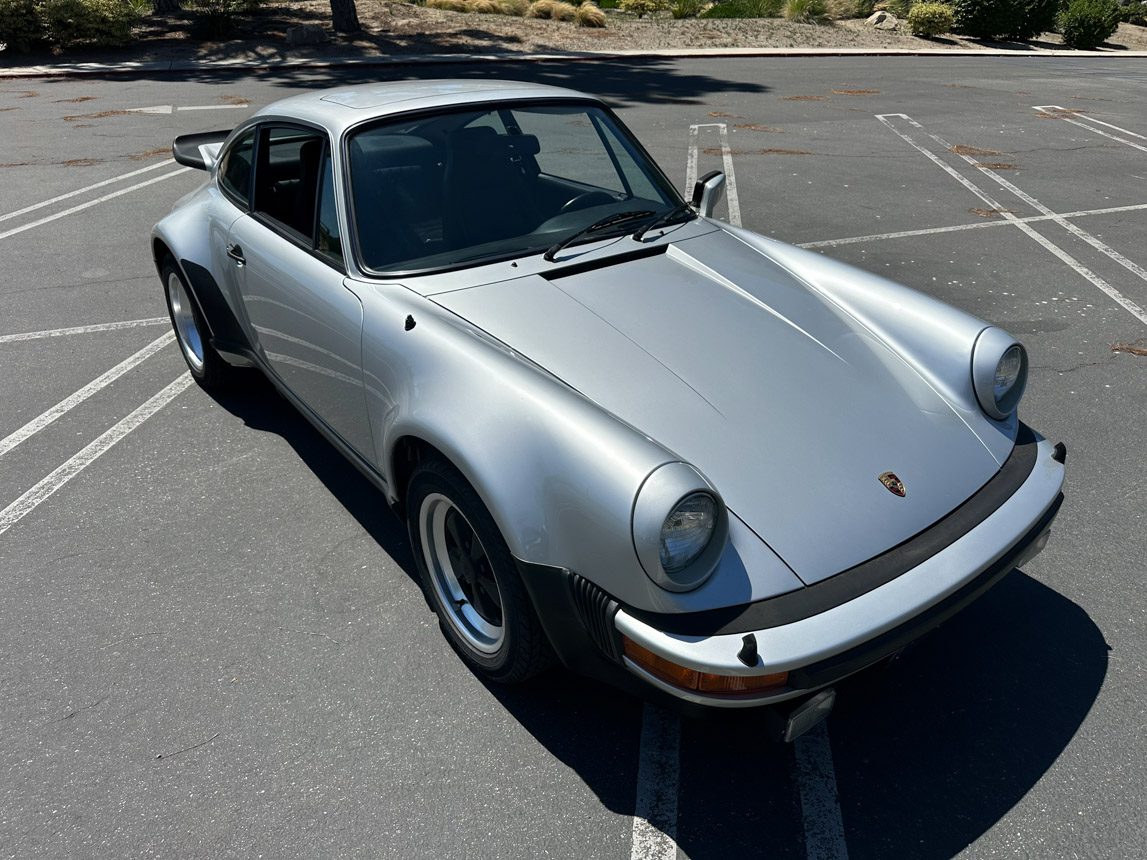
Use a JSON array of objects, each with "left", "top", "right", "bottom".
[
  {"left": 691, "top": 170, "right": 726, "bottom": 219},
  {"left": 172, "top": 130, "right": 231, "bottom": 171}
]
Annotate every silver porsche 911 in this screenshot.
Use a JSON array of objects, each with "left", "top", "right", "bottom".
[{"left": 153, "top": 80, "right": 1065, "bottom": 739}]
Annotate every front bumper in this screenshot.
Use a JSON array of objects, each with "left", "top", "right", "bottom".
[{"left": 612, "top": 432, "right": 1065, "bottom": 708}]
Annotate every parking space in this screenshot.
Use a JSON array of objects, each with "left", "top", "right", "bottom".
[{"left": 1, "top": 57, "right": 1145, "bottom": 858}]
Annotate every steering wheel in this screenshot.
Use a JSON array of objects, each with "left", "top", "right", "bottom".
[{"left": 560, "top": 191, "right": 617, "bottom": 214}]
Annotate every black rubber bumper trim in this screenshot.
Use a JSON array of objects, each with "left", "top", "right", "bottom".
[
  {"left": 625, "top": 424, "right": 1041, "bottom": 637},
  {"left": 788, "top": 491, "right": 1063, "bottom": 691}
]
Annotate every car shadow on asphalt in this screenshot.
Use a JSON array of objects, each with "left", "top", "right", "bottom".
[
  {"left": 476, "top": 568, "right": 1107, "bottom": 859},
  {"left": 200, "top": 375, "right": 1106, "bottom": 859},
  {"left": 206, "top": 371, "right": 419, "bottom": 581},
  {"left": 826, "top": 569, "right": 1107, "bottom": 859}
]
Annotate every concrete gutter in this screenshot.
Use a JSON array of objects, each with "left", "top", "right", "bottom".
[{"left": 3, "top": 46, "right": 1147, "bottom": 78}]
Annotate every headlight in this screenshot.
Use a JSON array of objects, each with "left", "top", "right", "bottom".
[
  {"left": 972, "top": 327, "right": 1028, "bottom": 420},
  {"left": 633, "top": 463, "right": 728, "bottom": 592},
  {"left": 660, "top": 493, "right": 717, "bottom": 572}
]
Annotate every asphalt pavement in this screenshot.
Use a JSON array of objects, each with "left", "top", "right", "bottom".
[{"left": 1, "top": 56, "right": 1144, "bottom": 859}]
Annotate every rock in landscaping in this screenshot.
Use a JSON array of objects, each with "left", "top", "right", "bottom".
[
  {"left": 286, "top": 25, "right": 329, "bottom": 47},
  {"left": 866, "top": 10, "right": 899, "bottom": 29}
]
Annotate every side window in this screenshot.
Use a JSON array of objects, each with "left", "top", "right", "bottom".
[
  {"left": 253, "top": 125, "right": 326, "bottom": 239},
  {"left": 218, "top": 130, "right": 255, "bottom": 206},
  {"left": 316, "top": 149, "right": 342, "bottom": 266}
]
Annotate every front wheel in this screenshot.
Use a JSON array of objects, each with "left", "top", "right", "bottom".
[
  {"left": 407, "top": 459, "right": 553, "bottom": 684},
  {"left": 162, "top": 257, "right": 232, "bottom": 390}
]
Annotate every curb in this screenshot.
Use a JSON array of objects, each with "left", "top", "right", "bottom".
[{"left": 3, "top": 45, "right": 1147, "bottom": 78}]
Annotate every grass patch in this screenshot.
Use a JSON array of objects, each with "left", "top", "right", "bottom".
[
  {"left": 576, "top": 0, "right": 607, "bottom": 24},
  {"left": 527, "top": 0, "right": 578, "bottom": 18},
  {"left": 783, "top": 0, "right": 830, "bottom": 22},
  {"left": 701, "top": 0, "right": 784, "bottom": 18}
]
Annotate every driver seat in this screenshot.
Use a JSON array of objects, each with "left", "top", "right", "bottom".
[{"left": 443, "top": 126, "right": 541, "bottom": 249}]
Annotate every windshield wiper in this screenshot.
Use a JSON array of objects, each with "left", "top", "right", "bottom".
[
  {"left": 633, "top": 202, "right": 695, "bottom": 242},
  {"left": 544, "top": 209, "right": 655, "bottom": 262}
]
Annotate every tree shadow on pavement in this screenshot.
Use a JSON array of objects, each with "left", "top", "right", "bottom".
[
  {"left": 19, "top": 55, "right": 770, "bottom": 108},
  {"left": 255, "top": 57, "right": 770, "bottom": 106}
]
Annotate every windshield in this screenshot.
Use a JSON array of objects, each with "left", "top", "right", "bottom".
[{"left": 346, "top": 102, "right": 682, "bottom": 273}]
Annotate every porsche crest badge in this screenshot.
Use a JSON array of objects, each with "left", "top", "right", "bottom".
[{"left": 878, "top": 471, "right": 906, "bottom": 497}]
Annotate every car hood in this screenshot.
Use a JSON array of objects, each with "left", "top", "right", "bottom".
[{"left": 432, "top": 231, "right": 1003, "bottom": 584}]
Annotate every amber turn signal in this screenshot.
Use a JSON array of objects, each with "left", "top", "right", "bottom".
[{"left": 622, "top": 636, "right": 788, "bottom": 695}]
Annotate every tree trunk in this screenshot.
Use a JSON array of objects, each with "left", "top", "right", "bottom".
[
  {"left": 329, "top": 0, "right": 362, "bottom": 33},
  {"left": 152, "top": 0, "right": 182, "bottom": 13}
]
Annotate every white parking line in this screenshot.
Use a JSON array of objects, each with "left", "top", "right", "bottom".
[
  {"left": 876, "top": 114, "right": 1147, "bottom": 328},
  {"left": 0, "top": 332, "right": 174, "bottom": 459},
  {"left": 1056, "top": 109, "right": 1146, "bottom": 140},
  {"left": 795, "top": 723, "right": 850, "bottom": 860},
  {"left": 924, "top": 124, "right": 1147, "bottom": 288},
  {"left": 0, "top": 159, "right": 175, "bottom": 224},
  {"left": 686, "top": 124, "right": 701, "bottom": 193},
  {"left": 687, "top": 123, "right": 743, "bottom": 226},
  {"left": 0, "top": 374, "right": 192, "bottom": 538},
  {"left": 799, "top": 202, "right": 1147, "bottom": 249},
  {"left": 127, "top": 104, "right": 248, "bottom": 114},
  {"left": 0, "top": 168, "right": 191, "bottom": 242},
  {"left": 1034, "top": 106, "right": 1147, "bottom": 153},
  {"left": 630, "top": 704, "right": 680, "bottom": 860},
  {"left": 0, "top": 318, "right": 168, "bottom": 344}
]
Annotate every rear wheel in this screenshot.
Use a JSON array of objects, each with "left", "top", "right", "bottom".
[
  {"left": 407, "top": 458, "right": 553, "bottom": 683},
  {"left": 162, "top": 257, "right": 231, "bottom": 390}
]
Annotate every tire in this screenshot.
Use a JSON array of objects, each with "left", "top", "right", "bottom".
[
  {"left": 406, "top": 458, "right": 553, "bottom": 684},
  {"left": 161, "top": 257, "right": 232, "bottom": 390}
]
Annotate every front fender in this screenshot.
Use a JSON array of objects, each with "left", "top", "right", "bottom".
[
  {"left": 352, "top": 281, "right": 806, "bottom": 614},
  {"left": 355, "top": 282, "right": 683, "bottom": 609}
]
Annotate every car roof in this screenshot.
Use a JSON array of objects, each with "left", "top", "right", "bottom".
[{"left": 252, "top": 80, "right": 595, "bottom": 135}]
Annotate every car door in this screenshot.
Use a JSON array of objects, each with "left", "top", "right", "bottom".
[{"left": 226, "top": 123, "right": 374, "bottom": 460}]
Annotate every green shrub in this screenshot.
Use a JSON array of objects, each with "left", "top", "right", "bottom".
[
  {"left": 784, "top": 0, "right": 829, "bottom": 20},
  {"left": 1058, "top": 0, "right": 1119, "bottom": 46},
  {"left": 670, "top": 0, "right": 704, "bottom": 15},
  {"left": 498, "top": 0, "right": 531, "bottom": 12},
  {"left": 39, "top": 0, "right": 139, "bottom": 48},
  {"left": 1120, "top": 1, "right": 1146, "bottom": 25},
  {"left": 617, "top": 0, "right": 665, "bottom": 13},
  {"left": 952, "top": 0, "right": 1024, "bottom": 37},
  {"left": 1121, "top": 1, "right": 1146, "bottom": 24},
  {"left": 1010, "top": 0, "right": 1060, "bottom": 36},
  {"left": 700, "top": 0, "right": 783, "bottom": 17},
  {"left": 907, "top": 0, "right": 954, "bottom": 32},
  {"left": 0, "top": 0, "right": 47, "bottom": 51}
]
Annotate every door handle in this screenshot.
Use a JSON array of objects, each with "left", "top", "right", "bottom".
[{"left": 227, "top": 244, "right": 246, "bottom": 266}]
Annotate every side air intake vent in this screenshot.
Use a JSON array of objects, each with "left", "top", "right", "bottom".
[{"left": 568, "top": 573, "right": 622, "bottom": 662}]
